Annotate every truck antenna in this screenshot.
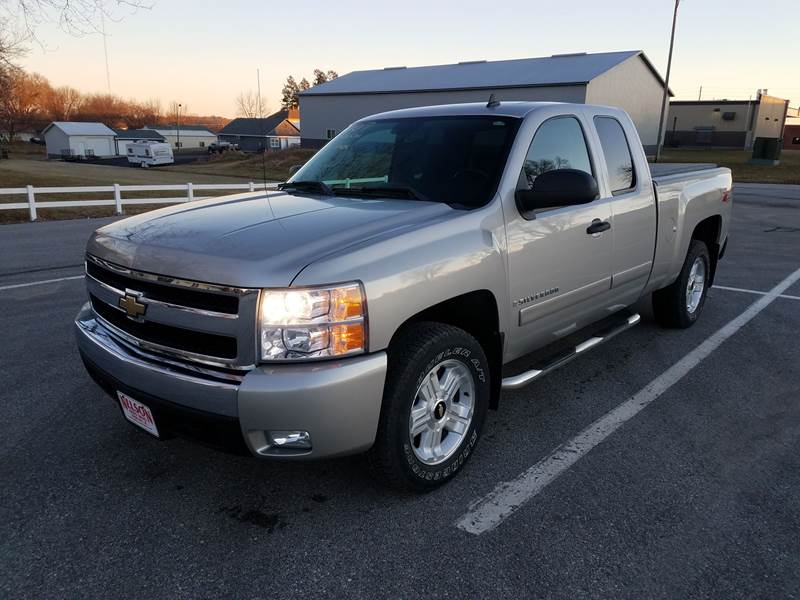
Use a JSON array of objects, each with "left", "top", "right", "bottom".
[
  {"left": 486, "top": 94, "right": 500, "bottom": 108},
  {"left": 257, "top": 68, "right": 268, "bottom": 191}
]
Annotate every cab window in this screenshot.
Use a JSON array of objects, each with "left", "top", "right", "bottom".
[
  {"left": 594, "top": 116, "right": 636, "bottom": 194},
  {"left": 520, "top": 116, "right": 592, "bottom": 189}
]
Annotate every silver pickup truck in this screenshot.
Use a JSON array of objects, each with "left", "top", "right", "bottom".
[{"left": 75, "top": 101, "right": 732, "bottom": 490}]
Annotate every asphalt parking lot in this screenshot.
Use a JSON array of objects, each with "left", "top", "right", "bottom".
[{"left": 2, "top": 184, "right": 799, "bottom": 599}]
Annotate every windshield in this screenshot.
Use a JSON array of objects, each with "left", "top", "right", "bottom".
[{"left": 290, "top": 115, "right": 521, "bottom": 208}]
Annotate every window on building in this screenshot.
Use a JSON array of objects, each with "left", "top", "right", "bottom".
[
  {"left": 326, "top": 129, "right": 337, "bottom": 140},
  {"left": 520, "top": 116, "right": 592, "bottom": 189},
  {"left": 175, "top": 141, "right": 182, "bottom": 148},
  {"left": 594, "top": 116, "right": 636, "bottom": 194},
  {"left": 199, "top": 141, "right": 205, "bottom": 147},
  {"left": 270, "top": 137, "right": 281, "bottom": 148}
]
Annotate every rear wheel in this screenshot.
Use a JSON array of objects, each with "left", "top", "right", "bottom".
[
  {"left": 653, "top": 240, "right": 711, "bottom": 328},
  {"left": 367, "top": 322, "right": 489, "bottom": 491}
]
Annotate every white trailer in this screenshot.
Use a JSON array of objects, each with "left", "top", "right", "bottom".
[{"left": 126, "top": 141, "right": 174, "bottom": 167}]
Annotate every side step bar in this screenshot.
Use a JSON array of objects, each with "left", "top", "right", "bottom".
[{"left": 501, "top": 313, "right": 641, "bottom": 391}]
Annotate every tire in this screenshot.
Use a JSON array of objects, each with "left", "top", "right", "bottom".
[
  {"left": 367, "top": 322, "right": 490, "bottom": 492},
  {"left": 653, "top": 239, "right": 711, "bottom": 328}
]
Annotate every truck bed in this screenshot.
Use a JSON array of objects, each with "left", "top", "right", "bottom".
[{"left": 649, "top": 163, "right": 718, "bottom": 178}]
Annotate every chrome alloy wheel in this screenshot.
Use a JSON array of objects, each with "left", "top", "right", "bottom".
[
  {"left": 686, "top": 257, "right": 706, "bottom": 314},
  {"left": 408, "top": 359, "right": 475, "bottom": 465}
]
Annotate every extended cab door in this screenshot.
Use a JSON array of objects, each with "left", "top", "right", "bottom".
[
  {"left": 587, "top": 110, "right": 657, "bottom": 303},
  {"left": 502, "top": 112, "right": 614, "bottom": 359}
]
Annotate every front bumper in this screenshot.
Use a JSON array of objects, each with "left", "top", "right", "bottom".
[{"left": 75, "top": 303, "right": 388, "bottom": 459}]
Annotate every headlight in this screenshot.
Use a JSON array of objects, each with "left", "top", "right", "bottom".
[{"left": 258, "top": 282, "right": 366, "bottom": 361}]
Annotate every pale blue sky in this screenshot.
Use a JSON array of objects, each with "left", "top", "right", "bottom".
[{"left": 20, "top": 0, "right": 799, "bottom": 117}]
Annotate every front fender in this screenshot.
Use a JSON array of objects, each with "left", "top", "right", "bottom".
[{"left": 292, "top": 203, "right": 511, "bottom": 352}]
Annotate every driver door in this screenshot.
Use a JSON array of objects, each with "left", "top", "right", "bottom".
[{"left": 504, "top": 114, "right": 614, "bottom": 358}]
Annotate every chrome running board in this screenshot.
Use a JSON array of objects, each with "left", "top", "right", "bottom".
[{"left": 501, "top": 313, "right": 641, "bottom": 391}]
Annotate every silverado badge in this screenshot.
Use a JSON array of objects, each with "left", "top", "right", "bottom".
[{"left": 513, "top": 287, "right": 559, "bottom": 307}]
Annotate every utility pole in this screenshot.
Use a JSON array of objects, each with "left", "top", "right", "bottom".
[
  {"left": 176, "top": 103, "right": 182, "bottom": 151},
  {"left": 655, "top": 0, "right": 680, "bottom": 163}
]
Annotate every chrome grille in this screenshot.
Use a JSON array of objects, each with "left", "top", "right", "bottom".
[{"left": 85, "top": 254, "right": 260, "bottom": 374}]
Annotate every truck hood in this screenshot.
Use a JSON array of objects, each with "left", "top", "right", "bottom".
[{"left": 88, "top": 191, "right": 453, "bottom": 287}]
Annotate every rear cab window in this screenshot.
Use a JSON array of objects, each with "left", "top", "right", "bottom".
[{"left": 594, "top": 116, "right": 636, "bottom": 194}]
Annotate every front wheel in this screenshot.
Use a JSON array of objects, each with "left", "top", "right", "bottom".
[
  {"left": 653, "top": 239, "right": 711, "bottom": 328},
  {"left": 367, "top": 322, "right": 490, "bottom": 491}
]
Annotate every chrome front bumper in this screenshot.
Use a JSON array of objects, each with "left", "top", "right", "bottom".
[{"left": 75, "top": 303, "right": 388, "bottom": 459}]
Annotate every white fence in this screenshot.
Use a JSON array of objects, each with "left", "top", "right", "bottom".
[{"left": 0, "top": 182, "right": 279, "bottom": 221}]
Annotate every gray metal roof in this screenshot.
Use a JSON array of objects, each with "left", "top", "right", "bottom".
[
  {"left": 301, "top": 51, "right": 661, "bottom": 96},
  {"left": 113, "top": 128, "right": 165, "bottom": 140},
  {"left": 43, "top": 122, "right": 117, "bottom": 136},
  {"left": 218, "top": 111, "right": 299, "bottom": 136},
  {"left": 148, "top": 124, "right": 217, "bottom": 135}
]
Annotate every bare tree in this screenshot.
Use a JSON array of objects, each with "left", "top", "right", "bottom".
[
  {"left": 0, "top": 0, "right": 152, "bottom": 44},
  {"left": 0, "top": 18, "right": 26, "bottom": 68},
  {"left": 236, "top": 90, "right": 267, "bottom": 118},
  {"left": 43, "top": 85, "right": 82, "bottom": 120},
  {"left": 166, "top": 101, "right": 187, "bottom": 126},
  {"left": 0, "top": 68, "right": 47, "bottom": 139}
]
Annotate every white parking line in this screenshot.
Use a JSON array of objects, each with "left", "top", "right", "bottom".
[
  {"left": 714, "top": 284, "right": 800, "bottom": 302},
  {"left": 456, "top": 266, "right": 800, "bottom": 535},
  {"left": 0, "top": 275, "right": 84, "bottom": 292}
]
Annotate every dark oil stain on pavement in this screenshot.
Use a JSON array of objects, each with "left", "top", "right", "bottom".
[{"left": 220, "top": 505, "right": 286, "bottom": 532}]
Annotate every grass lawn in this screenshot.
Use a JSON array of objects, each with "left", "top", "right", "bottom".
[
  {"left": 3, "top": 143, "right": 796, "bottom": 224},
  {"left": 1, "top": 140, "right": 47, "bottom": 160},
  {"left": 655, "top": 148, "right": 800, "bottom": 184},
  {"left": 162, "top": 148, "right": 317, "bottom": 182},
  {"left": 0, "top": 148, "right": 315, "bottom": 223},
  {"left": 0, "top": 158, "right": 266, "bottom": 224}
]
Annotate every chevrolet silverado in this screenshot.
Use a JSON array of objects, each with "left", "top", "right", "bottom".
[{"left": 76, "top": 101, "right": 732, "bottom": 490}]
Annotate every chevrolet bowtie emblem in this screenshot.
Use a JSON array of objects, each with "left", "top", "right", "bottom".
[{"left": 119, "top": 293, "right": 147, "bottom": 318}]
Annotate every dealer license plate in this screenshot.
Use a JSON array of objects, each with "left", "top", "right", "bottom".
[{"left": 117, "top": 391, "right": 159, "bottom": 437}]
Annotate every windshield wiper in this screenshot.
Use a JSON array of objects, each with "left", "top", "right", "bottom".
[
  {"left": 332, "top": 184, "right": 430, "bottom": 202},
  {"left": 277, "top": 180, "right": 333, "bottom": 196}
]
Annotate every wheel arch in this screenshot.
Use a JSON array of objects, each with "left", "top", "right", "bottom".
[
  {"left": 388, "top": 289, "right": 504, "bottom": 410},
  {"left": 691, "top": 215, "right": 722, "bottom": 286}
]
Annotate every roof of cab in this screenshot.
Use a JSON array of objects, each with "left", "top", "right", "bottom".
[{"left": 363, "top": 101, "right": 565, "bottom": 121}]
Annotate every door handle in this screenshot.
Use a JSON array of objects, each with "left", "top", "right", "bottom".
[{"left": 586, "top": 219, "right": 611, "bottom": 235}]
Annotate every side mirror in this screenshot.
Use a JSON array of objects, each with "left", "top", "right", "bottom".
[
  {"left": 288, "top": 164, "right": 303, "bottom": 176},
  {"left": 515, "top": 169, "right": 599, "bottom": 213}
]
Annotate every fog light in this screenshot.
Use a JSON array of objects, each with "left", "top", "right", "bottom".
[{"left": 268, "top": 430, "right": 311, "bottom": 449}]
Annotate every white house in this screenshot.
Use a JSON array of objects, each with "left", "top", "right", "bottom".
[
  {"left": 299, "top": 50, "right": 671, "bottom": 153},
  {"left": 42, "top": 122, "right": 117, "bottom": 158},
  {"left": 148, "top": 125, "right": 218, "bottom": 149}
]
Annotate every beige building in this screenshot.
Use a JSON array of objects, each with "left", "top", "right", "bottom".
[{"left": 667, "top": 92, "right": 789, "bottom": 148}]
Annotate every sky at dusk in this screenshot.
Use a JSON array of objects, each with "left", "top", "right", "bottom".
[{"left": 19, "top": 0, "right": 799, "bottom": 118}]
